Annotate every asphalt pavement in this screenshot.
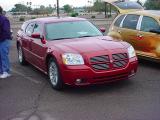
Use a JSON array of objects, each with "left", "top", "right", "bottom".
[{"left": 0, "top": 21, "right": 160, "bottom": 120}]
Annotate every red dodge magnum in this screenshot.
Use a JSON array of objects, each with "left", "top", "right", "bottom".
[{"left": 17, "top": 17, "right": 138, "bottom": 90}]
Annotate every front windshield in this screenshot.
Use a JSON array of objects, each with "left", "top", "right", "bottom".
[
  {"left": 114, "top": 1, "right": 143, "bottom": 10},
  {"left": 45, "top": 20, "right": 103, "bottom": 40}
]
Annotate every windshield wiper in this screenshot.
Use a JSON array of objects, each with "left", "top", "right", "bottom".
[
  {"left": 51, "top": 37, "right": 74, "bottom": 40},
  {"left": 78, "top": 35, "right": 93, "bottom": 38}
]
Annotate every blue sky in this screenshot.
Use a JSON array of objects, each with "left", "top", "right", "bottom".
[{"left": 0, "top": 0, "right": 146, "bottom": 11}]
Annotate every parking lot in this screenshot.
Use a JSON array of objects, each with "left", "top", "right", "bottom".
[{"left": 0, "top": 18, "right": 160, "bottom": 120}]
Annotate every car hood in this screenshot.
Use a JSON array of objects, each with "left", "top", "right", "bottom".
[{"left": 49, "top": 36, "right": 128, "bottom": 54}]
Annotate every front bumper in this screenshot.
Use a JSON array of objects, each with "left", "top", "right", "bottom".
[{"left": 60, "top": 57, "right": 138, "bottom": 86}]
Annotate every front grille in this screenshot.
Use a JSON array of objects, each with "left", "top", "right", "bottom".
[
  {"left": 112, "top": 53, "right": 128, "bottom": 69},
  {"left": 90, "top": 55, "right": 110, "bottom": 70},
  {"left": 90, "top": 53, "right": 128, "bottom": 71},
  {"left": 93, "top": 73, "right": 128, "bottom": 82},
  {"left": 90, "top": 55, "right": 109, "bottom": 63},
  {"left": 92, "top": 64, "right": 110, "bottom": 70},
  {"left": 112, "top": 53, "right": 128, "bottom": 60}
]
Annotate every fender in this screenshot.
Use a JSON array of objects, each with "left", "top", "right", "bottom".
[{"left": 108, "top": 31, "right": 122, "bottom": 40}]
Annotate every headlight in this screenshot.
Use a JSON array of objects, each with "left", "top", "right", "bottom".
[
  {"left": 62, "top": 53, "right": 84, "bottom": 65},
  {"left": 128, "top": 46, "right": 136, "bottom": 58}
]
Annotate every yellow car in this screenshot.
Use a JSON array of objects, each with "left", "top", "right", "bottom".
[
  {"left": 106, "top": 1, "right": 160, "bottom": 61},
  {"left": 103, "top": 0, "right": 144, "bottom": 14}
]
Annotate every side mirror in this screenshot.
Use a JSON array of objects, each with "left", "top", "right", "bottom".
[
  {"left": 31, "top": 33, "right": 41, "bottom": 39},
  {"left": 149, "top": 29, "right": 160, "bottom": 34},
  {"left": 31, "top": 33, "right": 46, "bottom": 44},
  {"left": 100, "top": 27, "right": 106, "bottom": 33}
]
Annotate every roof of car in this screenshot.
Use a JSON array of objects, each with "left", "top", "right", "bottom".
[
  {"left": 30, "top": 17, "right": 87, "bottom": 23},
  {"left": 127, "top": 10, "right": 160, "bottom": 18}
]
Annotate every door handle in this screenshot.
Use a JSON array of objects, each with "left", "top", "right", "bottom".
[
  {"left": 137, "top": 34, "right": 144, "bottom": 40},
  {"left": 137, "top": 34, "right": 143, "bottom": 37}
]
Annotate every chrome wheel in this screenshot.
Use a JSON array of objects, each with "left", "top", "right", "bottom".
[
  {"left": 18, "top": 46, "right": 23, "bottom": 63},
  {"left": 48, "top": 58, "right": 63, "bottom": 90},
  {"left": 17, "top": 45, "right": 27, "bottom": 65},
  {"left": 49, "top": 62, "right": 58, "bottom": 86}
]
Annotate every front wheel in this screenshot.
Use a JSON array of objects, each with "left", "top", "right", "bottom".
[
  {"left": 48, "top": 58, "right": 63, "bottom": 90},
  {"left": 17, "top": 45, "right": 27, "bottom": 65}
]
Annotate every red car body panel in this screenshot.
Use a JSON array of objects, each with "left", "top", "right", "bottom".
[{"left": 17, "top": 17, "right": 138, "bottom": 86}]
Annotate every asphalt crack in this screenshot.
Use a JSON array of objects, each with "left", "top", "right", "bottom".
[{"left": 8, "top": 82, "right": 47, "bottom": 120}]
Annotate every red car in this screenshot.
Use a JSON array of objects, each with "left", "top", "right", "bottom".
[{"left": 17, "top": 17, "right": 138, "bottom": 90}]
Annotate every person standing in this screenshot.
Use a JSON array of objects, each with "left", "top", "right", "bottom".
[{"left": 0, "top": 6, "right": 12, "bottom": 78}]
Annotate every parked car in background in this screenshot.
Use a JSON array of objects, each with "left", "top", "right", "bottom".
[
  {"left": 103, "top": 0, "right": 144, "bottom": 14},
  {"left": 108, "top": 10, "right": 160, "bottom": 61},
  {"left": 16, "top": 17, "right": 138, "bottom": 90}
]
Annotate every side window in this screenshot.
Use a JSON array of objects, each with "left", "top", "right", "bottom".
[
  {"left": 122, "top": 14, "right": 140, "bottom": 30},
  {"left": 140, "top": 16, "right": 160, "bottom": 32},
  {"left": 33, "top": 23, "right": 42, "bottom": 34},
  {"left": 25, "top": 22, "right": 35, "bottom": 36},
  {"left": 114, "top": 15, "right": 125, "bottom": 27},
  {"left": 21, "top": 22, "right": 28, "bottom": 31}
]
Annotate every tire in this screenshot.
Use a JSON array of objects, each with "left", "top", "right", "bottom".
[
  {"left": 17, "top": 45, "right": 27, "bottom": 65},
  {"left": 48, "top": 58, "right": 63, "bottom": 90}
]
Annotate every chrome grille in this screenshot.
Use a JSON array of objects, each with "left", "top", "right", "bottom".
[
  {"left": 90, "top": 53, "right": 128, "bottom": 71},
  {"left": 112, "top": 53, "right": 128, "bottom": 69},
  {"left": 90, "top": 55, "right": 109, "bottom": 63},
  {"left": 90, "top": 55, "right": 110, "bottom": 70},
  {"left": 112, "top": 53, "right": 128, "bottom": 60},
  {"left": 92, "top": 64, "right": 110, "bottom": 70}
]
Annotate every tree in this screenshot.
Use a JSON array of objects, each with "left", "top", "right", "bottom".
[
  {"left": 31, "top": 5, "right": 54, "bottom": 15},
  {"left": 92, "top": 0, "right": 105, "bottom": 12},
  {"left": 46, "top": 4, "right": 54, "bottom": 14},
  {"left": 10, "top": 4, "right": 31, "bottom": 12},
  {"left": 63, "top": 4, "right": 73, "bottom": 13},
  {"left": 144, "top": 0, "right": 160, "bottom": 10}
]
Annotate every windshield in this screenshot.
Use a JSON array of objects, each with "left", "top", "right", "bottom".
[
  {"left": 45, "top": 21, "right": 103, "bottom": 40},
  {"left": 113, "top": 1, "right": 143, "bottom": 10}
]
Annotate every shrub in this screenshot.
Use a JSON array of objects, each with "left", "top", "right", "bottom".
[
  {"left": 19, "top": 16, "right": 25, "bottom": 21},
  {"left": 91, "top": 15, "right": 96, "bottom": 19},
  {"left": 31, "top": 17, "right": 36, "bottom": 19},
  {"left": 70, "top": 12, "right": 79, "bottom": 17},
  {"left": 108, "top": 15, "right": 112, "bottom": 18}
]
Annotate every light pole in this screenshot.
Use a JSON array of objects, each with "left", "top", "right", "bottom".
[
  {"left": 57, "top": 0, "right": 60, "bottom": 17},
  {"left": 27, "top": 1, "right": 32, "bottom": 14}
]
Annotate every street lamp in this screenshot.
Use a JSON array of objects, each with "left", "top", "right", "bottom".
[
  {"left": 88, "top": 0, "right": 92, "bottom": 13},
  {"left": 26, "top": 1, "right": 32, "bottom": 14}
]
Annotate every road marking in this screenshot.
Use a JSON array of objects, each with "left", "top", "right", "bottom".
[{"left": 11, "top": 68, "right": 42, "bottom": 84}]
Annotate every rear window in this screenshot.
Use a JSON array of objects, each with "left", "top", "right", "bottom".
[
  {"left": 141, "top": 16, "right": 160, "bottom": 32},
  {"left": 113, "top": 1, "right": 143, "bottom": 10},
  {"left": 114, "top": 15, "right": 125, "bottom": 27},
  {"left": 122, "top": 14, "right": 140, "bottom": 30}
]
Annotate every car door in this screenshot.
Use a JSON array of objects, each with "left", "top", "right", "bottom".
[
  {"left": 119, "top": 14, "right": 140, "bottom": 50},
  {"left": 109, "top": 14, "right": 126, "bottom": 34},
  {"left": 136, "top": 16, "right": 160, "bottom": 58},
  {"left": 30, "top": 22, "right": 48, "bottom": 71},
  {"left": 23, "top": 22, "right": 35, "bottom": 62}
]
